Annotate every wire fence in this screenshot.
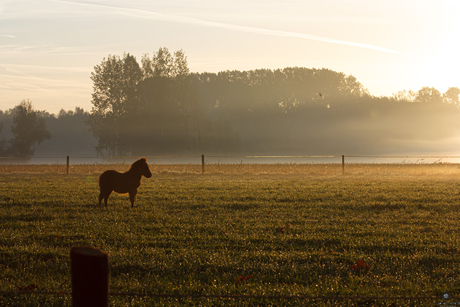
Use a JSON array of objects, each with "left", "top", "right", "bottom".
[
  {"left": 2, "top": 154, "right": 460, "bottom": 175},
  {"left": 2, "top": 154, "right": 460, "bottom": 162}
]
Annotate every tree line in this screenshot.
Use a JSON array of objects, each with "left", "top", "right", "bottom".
[
  {"left": 1, "top": 47, "right": 459, "bottom": 158},
  {"left": 0, "top": 103, "right": 96, "bottom": 158}
]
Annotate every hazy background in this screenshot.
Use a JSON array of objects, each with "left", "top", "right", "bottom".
[
  {"left": 1, "top": 0, "right": 459, "bottom": 113},
  {"left": 0, "top": 1, "right": 459, "bottom": 161}
]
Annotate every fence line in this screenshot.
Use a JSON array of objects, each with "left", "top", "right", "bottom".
[
  {"left": 2, "top": 154, "right": 460, "bottom": 175},
  {"left": 205, "top": 155, "right": 341, "bottom": 158},
  {"left": 4, "top": 154, "right": 460, "bottom": 160}
]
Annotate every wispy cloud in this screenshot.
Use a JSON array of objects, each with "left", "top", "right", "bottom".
[
  {"left": 0, "top": 63, "right": 91, "bottom": 94},
  {"left": 0, "top": 44, "right": 50, "bottom": 53},
  {"left": 0, "top": 63, "right": 92, "bottom": 73},
  {"left": 52, "top": 0, "right": 403, "bottom": 55},
  {"left": 0, "top": 34, "right": 15, "bottom": 38},
  {"left": 0, "top": 43, "right": 117, "bottom": 56},
  {"left": 0, "top": 73, "right": 91, "bottom": 105}
]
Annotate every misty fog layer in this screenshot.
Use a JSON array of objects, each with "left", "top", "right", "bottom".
[{"left": 1, "top": 62, "right": 459, "bottom": 158}]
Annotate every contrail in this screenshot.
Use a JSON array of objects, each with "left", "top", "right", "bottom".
[{"left": 52, "top": 0, "right": 403, "bottom": 55}]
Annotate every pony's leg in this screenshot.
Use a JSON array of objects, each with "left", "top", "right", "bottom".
[
  {"left": 98, "top": 193, "right": 103, "bottom": 207},
  {"left": 104, "top": 193, "right": 110, "bottom": 208},
  {"left": 129, "top": 190, "right": 138, "bottom": 208},
  {"left": 99, "top": 191, "right": 111, "bottom": 208}
]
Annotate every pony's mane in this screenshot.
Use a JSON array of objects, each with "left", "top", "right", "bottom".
[{"left": 129, "top": 158, "right": 147, "bottom": 171}]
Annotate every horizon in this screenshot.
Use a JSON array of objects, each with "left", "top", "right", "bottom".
[{"left": 1, "top": 0, "right": 459, "bottom": 114}]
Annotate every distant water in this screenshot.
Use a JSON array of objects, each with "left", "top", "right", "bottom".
[{"left": 2, "top": 155, "right": 460, "bottom": 165}]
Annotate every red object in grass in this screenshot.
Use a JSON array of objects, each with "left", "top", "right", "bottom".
[
  {"left": 351, "top": 259, "right": 370, "bottom": 271},
  {"left": 276, "top": 224, "right": 291, "bottom": 233},
  {"left": 235, "top": 275, "right": 252, "bottom": 285}
]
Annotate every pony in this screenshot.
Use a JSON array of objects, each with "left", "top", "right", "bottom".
[{"left": 98, "top": 158, "right": 152, "bottom": 208}]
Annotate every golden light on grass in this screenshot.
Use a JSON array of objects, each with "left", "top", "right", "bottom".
[{"left": 1, "top": 162, "right": 460, "bottom": 176}]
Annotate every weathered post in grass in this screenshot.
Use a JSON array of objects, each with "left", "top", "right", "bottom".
[
  {"left": 66, "top": 156, "right": 70, "bottom": 175},
  {"left": 202, "top": 154, "right": 205, "bottom": 174},
  {"left": 342, "top": 155, "right": 345, "bottom": 175},
  {"left": 71, "top": 246, "right": 109, "bottom": 307}
]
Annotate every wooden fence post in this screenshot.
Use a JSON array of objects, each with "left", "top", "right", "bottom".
[
  {"left": 71, "top": 246, "right": 109, "bottom": 307},
  {"left": 202, "top": 154, "right": 205, "bottom": 174},
  {"left": 342, "top": 155, "right": 345, "bottom": 175},
  {"left": 66, "top": 156, "right": 70, "bottom": 175}
]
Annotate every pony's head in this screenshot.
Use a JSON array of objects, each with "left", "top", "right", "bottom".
[{"left": 130, "top": 158, "right": 152, "bottom": 178}]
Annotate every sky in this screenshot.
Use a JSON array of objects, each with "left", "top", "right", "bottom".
[{"left": 0, "top": 0, "right": 459, "bottom": 115}]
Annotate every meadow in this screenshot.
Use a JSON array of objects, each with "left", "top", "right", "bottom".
[{"left": 1, "top": 163, "right": 460, "bottom": 306}]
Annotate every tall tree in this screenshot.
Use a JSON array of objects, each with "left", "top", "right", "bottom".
[
  {"left": 9, "top": 100, "right": 51, "bottom": 157},
  {"left": 88, "top": 53, "right": 143, "bottom": 156},
  {"left": 135, "top": 47, "right": 204, "bottom": 154},
  {"left": 89, "top": 48, "right": 198, "bottom": 156}
]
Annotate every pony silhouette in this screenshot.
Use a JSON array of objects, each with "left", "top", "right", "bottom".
[{"left": 98, "top": 158, "right": 152, "bottom": 208}]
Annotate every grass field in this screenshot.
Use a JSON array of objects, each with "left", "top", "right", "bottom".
[{"left": 1, "top": 163, "right": 460, "bottom": 306}]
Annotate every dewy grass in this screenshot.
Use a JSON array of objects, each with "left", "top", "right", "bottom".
[
  {"left": 2, "top": 161, "right": 460, "bottom": 176},
  {"left": 0, "top": 169, "right": 459, "bottom": 306}
]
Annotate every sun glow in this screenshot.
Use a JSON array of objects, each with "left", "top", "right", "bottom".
[{"left": 0, "top": 0, "right": 458, "bottom": 113}]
